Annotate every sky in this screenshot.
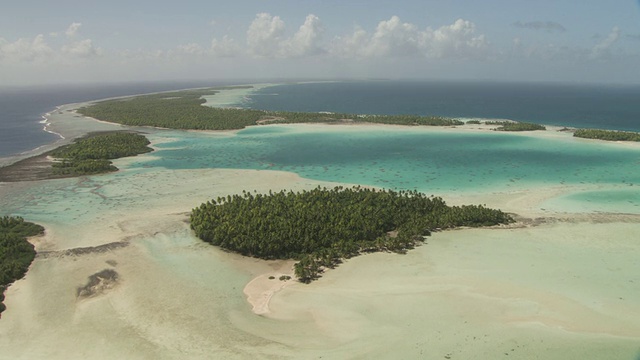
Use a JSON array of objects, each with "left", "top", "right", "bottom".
[{"left": 1, "top": 0, "right": 640, "bottom": 86}]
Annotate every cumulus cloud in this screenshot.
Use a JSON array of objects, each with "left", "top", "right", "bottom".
[
  {"left": 590, "top": 26, "right": 620, "bottom": 59},
  {"left": 175, "top": 35, "right": 241, "bottom": 58},
  {"left": 211, "top": 35, "right": 241, "bottom": 57},
  {"left": 332, "top": 16, "right": 489, "bottom": 59},
  {"left": 244, "top": 13, "right": 327, "bottom": 58},
  {"left": 65, "top": 22, "right": 82, "bottom": 37},
  {"left": 513, "top": 21, "right": 566, "bottom": 33},
  {"left": 429, "top": 19, "right": 488, "bottom": 58},
  {"left": 367, "top": 16, "right": 422, "bottom": 56},
  {"left": 62, "top": 39, "right": 102, "bottom": 58},
  {"left": 0, "top": 34, "right": 53, "bottom": 62},
  {"left": 0, "top": 24, "right": 103, "bottom": 65},
  {"left": 246, "top": 13, "right": 286, "bottom": 57},
  {"left": 177, "top": 43, "right": 205, "bottom": 56},
  {"left": 282, "top": 14, "right": 325, "bottom": 57}
]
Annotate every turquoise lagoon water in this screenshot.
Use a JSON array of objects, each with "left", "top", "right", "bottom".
[
  {"left": 3, "top": 125, "right": 639, "bottom": 222},
  {"left": 126, "top": 125, "right": 640, "bottom": 212}
]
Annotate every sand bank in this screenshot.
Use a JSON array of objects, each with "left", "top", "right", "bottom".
[{"left": 243, "top": 260, "right": 296, "bottom": 315}]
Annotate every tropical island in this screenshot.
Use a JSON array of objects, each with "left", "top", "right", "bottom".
[
  {"left": 49, "top": 131, "right": 152, "bottom": 176},
  {"left": 76, "top": 87, "right": 555, "bottom": 130},
  {"left": 0, "top": 216, "right": 43, "bottom": 315},
  {"left": 0, "top": 131, "right": 152, "bottom": 181},
  {"left": 191, "top": 186, "right": 513, "bottom": 282}
]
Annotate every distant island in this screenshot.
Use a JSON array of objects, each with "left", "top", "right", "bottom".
[
  {"left": 191, "top": 186, "right": 514, "bottom": 282},
  {"left": 77, "top": 87, "right": 483, "bottom": 129}
]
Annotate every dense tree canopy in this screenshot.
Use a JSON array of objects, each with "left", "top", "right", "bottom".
[
  {"left": 0, "top": 216, "right": 43, "bottom": 315},
  {"left": 574, "top": 128, "right": 640, "bottom": 141},
  {"left": 77, "top": 88, "right": 465, "bottom": 130},
  {"left": 50, "top": 132, "right": 153, "bottom": 175},
  {"left": 494, "top": 122, "right": 546, "bottom": 131},
  {"left": 191, "top": 186, "right": 513, "bottom": 282}
]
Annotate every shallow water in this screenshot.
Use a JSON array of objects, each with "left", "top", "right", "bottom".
[{"left": 123, "top": 125, "right": 640, "bottom": 213}]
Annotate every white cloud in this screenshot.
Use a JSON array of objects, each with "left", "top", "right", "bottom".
[
  {"left": 331, "top": 26, "right": 368, "bottom": 57},
  {"left": 0, "top": 34, "right": 53, "bottom": 62},
  {"left": 65, "top": 22, "right": 82, "bottom": 38},
  {"left": 246, "top": 13, "right": 286, "bottom": 57},
  {"left": 332, "top": 17, "right": 489, "bottom": 59},
  {"left": 0, "top": 28, "right": 102, "bottom": 65},
  {"left": 428, "top": 19, "right": 488, "bottom": 58},
  {"left": 282, "top": 14, "right": 325, "bottom": 57},
  {"left": 211, "top": 35, "right": 241, "bottom": 57},
  {"left": 174, "top": 35, "right": 241, "bottom": 58},
  {"left": 590, "top": 27, "right": 620, "bottom": 59},
  {"left": 245, "top": 13, "right": 325, "bottom": 58},
  {"left": 177, "top": 43, "right": 206, "bottom": 56},
  {"left": 4, "top": 13, "right": 637, "bottom": 86},
  {"left": 367, "top": 16, "right": 422, "bottom": 56},
  {"left": 62, "top": 39, "right": 102, "bottom": 58}
]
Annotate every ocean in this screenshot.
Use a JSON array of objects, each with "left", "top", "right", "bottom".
[
  {"left": 244, "top": 81, "right": 640, "bottom": 131},
  {"left": 0, "top": 80, "right": 243, "bottom": 158}
]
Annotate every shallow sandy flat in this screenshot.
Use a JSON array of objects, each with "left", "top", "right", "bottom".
[
  {"left": 1, "top": 95, "right": 639, "bottom": 359},
  {"left": 2, "top": 169, "right": 638, "bottom": 359}
]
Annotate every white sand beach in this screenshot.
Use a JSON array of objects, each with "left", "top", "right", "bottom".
[{"left": 0, "top": 96, "right": 639, "bottom": 359}]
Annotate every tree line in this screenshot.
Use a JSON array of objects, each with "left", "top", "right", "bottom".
[
  {"left": 50, "top": 132, "right": 153, "bottom": 176},
  {"left": 190, "top": 186, "right": 513, "bottom": 283},
  {"left": 0, "top": 216, "right": 43, "bottom": 315},
  {"left": 494, "top": 122, "right": 546, "bottom": 131},
  {"left": 573, "top": 128, "right": 640, "bottom": 141}
]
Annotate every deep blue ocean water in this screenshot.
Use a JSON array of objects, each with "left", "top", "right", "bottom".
[{"left": 245, "top": 81, "right": 640, "bottom": 131}]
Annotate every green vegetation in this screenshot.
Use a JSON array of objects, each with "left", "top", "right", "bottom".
[
  {"left": 466, "top": 120, "right": 481, "bottom": 124},
  {"left": 77, "top": 88, "right": 464, "bottom": 130},
  {"left": 573, "top": 128, "right": 640, "bottom": 142},
  {"left": 50, "top": 132, "right": 153, "bottom": 175},
  {"left": 78, "top": 89, "right": 266, "bottom": 130},
  {"left": 190, "top": 186, "right": 513, "bottom": 283},
  {"left": 495, "top": 122, "right": 546, "bottom": 131},
  {"left": 484, "top": 121, "right": 512, "bottom": 126},
  {"left": 1, "top": 216, "right": 43, "bottom": 315}
]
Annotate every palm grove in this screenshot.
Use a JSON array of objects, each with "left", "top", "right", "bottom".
[{"left": 191, "top": 186, "right": 513, "bottom": 283}]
